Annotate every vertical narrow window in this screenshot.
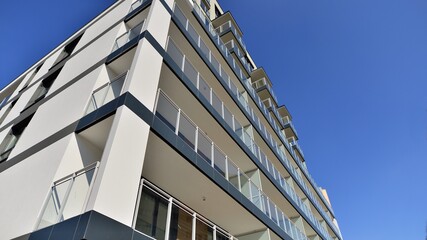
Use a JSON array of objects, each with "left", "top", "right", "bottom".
[
  {"left": 20, "top": 64, "right": 44, "bottom": 92},
  {"left": 0, "top": 114, "right": 33, "bottom": 162},
  {"left": 51, "top": 34, "right": 83, "bottom": 68},
  {"left": 0, "top": 99, "right": 18, "bottom": 126},
  {"left": 214, "top": 5, "right": 221, "bottom": 18},
  {"left": 24, "top": 67, "right": 62, "bottom": 109}
]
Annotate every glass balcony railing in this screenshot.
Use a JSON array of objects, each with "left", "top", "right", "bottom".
[
  {"left": 128, "top": 0, "right": 148, "bottom": 13},
  {"left": 282, "top": 115, "right": 299, "bottom": 138},
  {"left": 155, "top": 90, "right": 310, "bottom": 240},
  {"left": 85, "top": 71, "right": 128, "bottom": 115},
  {"left": 166, "top": 37, "right": 334, "bottom": 240},
  {"left": 252, "top": 78, "right": 278, "bottom": 104},
  {"left": 36, "top": 162, "right": 99, "bottom": 230},
  {"left": 290, "top": 140, "right": 304, "bottom": 158},
  {"left": 111, "top": 21, "right": 145, "bottom": 52},
  {"left": 262, "top": 98, "right": 285, "bottom": 127},
  {"left": 224, "top": 40, "right": 253, "bottom": 73},
  {"left": 215, "top": 21, "right": 247, "bottom": 51},
  {"left": 179, "top": 3, "right": 340, "bottom": 237}
]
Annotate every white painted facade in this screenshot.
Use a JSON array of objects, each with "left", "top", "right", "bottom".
[{"left": 0, "top": 1, "right": 342, "bottom": 240}]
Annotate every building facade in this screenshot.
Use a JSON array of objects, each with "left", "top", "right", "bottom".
[{"left": 0, "top": 0, "right": 343, "bottom": 240}]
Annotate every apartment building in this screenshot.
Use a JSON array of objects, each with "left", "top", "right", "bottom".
[{"left": 0, "top": 0, "right": 343, "bottom": 239}]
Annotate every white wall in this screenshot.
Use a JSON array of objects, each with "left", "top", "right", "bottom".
[{"left": 0, "top": 136, "right": 73, "bottom": 240}]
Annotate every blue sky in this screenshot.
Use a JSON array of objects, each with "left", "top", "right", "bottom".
[{"left": 1, "top": 0, "right": 426, "bottom": 239}]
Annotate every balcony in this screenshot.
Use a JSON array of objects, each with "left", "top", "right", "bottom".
[
  {"left": 224, "top": 40, "right": 253, "bottom": 74},
  {"left": 262, "top": 98, "right": 285, "bottom": 128},
  {"left": 212, "top": 12, "right": 246, "bottom": 51},
  {"left": 165, "top": 38, "right": 335, "bottom": 240},
  {"left": 184, "top": 4, "right": 341, "bottom": 237},
  {"left": 36, "top": 163, "right": 99, "bottom": 230},
  {"left": 111, "top": 20, "right": 144, "bottom": 52},
  {"left": 282, "top": 115, "right": 298, "bottom": 140},
  {"left": 154, "top": 91, "right": 313, "bottom": 240},
  {"left": 85, "top": 71, "right": 128, "bottom": 115},
  {"left": 289, "top": 139, "right": 305, "bottom": 159}
]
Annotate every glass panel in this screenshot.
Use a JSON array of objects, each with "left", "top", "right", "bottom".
[
  {"left": 228, "top": 80, "right": 237, "bottom": 96},
  {"left": 184, "top": 59, "right": 198, "bottom": 87},
  {"left": 250, "top": 182, "right": 262, "bottom": 210},
  {"left": 234, "top": 120, "right": 243, "bottom": 139},
  {"left": 270, "top": 203, "right": 278, "bottom": 224},
  {"left": 167, "top": 39, "right": 184, "bottom": 68},
  {"left": 211, "top": 56, "right": 220, "bottom": 74},
  {"left": 227, "top": 162, "right": 239, "bottom": 190},
  {"left": 223, "top": 107, "right": 233, "bottom": 130},
  {"left": 156, "top": 95, "right": 178, "bottom": 132},
  {"left": 261, "top": 194, "right": 270, "bottom": 218},
  {"left": 92, "top": 84, "right": 109, "bottom": 109},
  {"left": 37, "top": 179, "right": 71, "bottom": 229},
  {"left": 129, "top": 22, "right": 143, "bottom": 40},
  {"left": 104, "top": 74, "right": 126, "bottom": 104},
  {"left": 129, "top": 0, "right": 146, "bottom": 12},
  {"left": 239, "top": 173, "right": 250, "bottom": 199},
  {"left": 169, "top": 204, "right": 193, "bottom": 240},
  {"left": 198, "top": 76, "right": 210, "bottom": 101},
  {"left": 114, "top": 33, "right": 129, "bottom": 51},
  {"left": 60, "top": 169, "right": 95, "bottom": 221},
  {"left": 200, "top": 40, "right": 210, "bottom": 59},
  {"left": 197, "top": 131, "right": 212, "bottom": 164},
  {"left": 211, "top": 92, "right": 222, "bottom": 115},
  {"left": 178, "top": 114, "right": 196, "bottom": 149},
  {"left": 135, "top": 187, "right": 168, "bottom": 239},
  {"left": 196, "top": 219, "right": 213, "bottom": 240},
  {"left": 213, "top": 146, "right": 226, "bottom": 177},
  {"left": 173, "top": 5, "right": 187, "bottom": 27},
  {"left": 216, "top": 231, "right": 229, "bottom": 240},
  {"left": 187, "top": 24, "right": 199, "bottom": 44}
]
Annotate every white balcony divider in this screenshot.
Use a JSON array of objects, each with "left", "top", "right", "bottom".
[
  {"left": 36, "top": 162, "right": 100, "bottom": 230},
  {"left": 85, "top": 71, "right": 128, "bottom": 115},
  {"left": 188, "top": 2, "right": 339, "bottom": 232},
  {"left": 165, "top": 33, "right": 335, "bottom": 239},
  {"left": 112, "top": 20, "right": 145, "bottom": 52},
  {"left": 154, "top": 90, "right": 311, "bottom": 240}
]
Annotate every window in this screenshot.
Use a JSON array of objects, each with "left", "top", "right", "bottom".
[
  {"left": 51, "top": 34, "right": 82, "bottom": 68},
  {"left": 24, "top": 67, "right": 62, "bottom": 109},
  {"left": 214, "top": 5, "right": 221, "bottom": 18},
  {"left": 135, "top": 187, "right": 168, "bottom": 239},
  {"left": 0, "top": 114, "right": 33, "bottom": 162},
  {"left": 20, "top": 64, "right": 44, "bottom": 92},
  {"left": 0, "top": 95, "right": 11, "bottom": 110},
  {"left": 0, "top": 99, "right": 18, "bottom": 126}
]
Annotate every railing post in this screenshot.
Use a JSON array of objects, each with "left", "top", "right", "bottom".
[
  {"left": 195, "top": 127, "right": 199, "bottom": 151},
  {"left": 237, "top": 168, "right": 241, "bottom": 192},
  {"left": 225, "top": 156, "right": 229, "bottom": 180},
  {"left": 191, "top": 213, "right": 196, "bottom": 240},
  {"left": 211, "top": 142, "right": 214, "bottom": 168},
  {"left": 175, "top": 109, "right": 181, "bottom": 135},
  {"left": 164, "top": 197, "right": 173, "bottom": 240}
]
